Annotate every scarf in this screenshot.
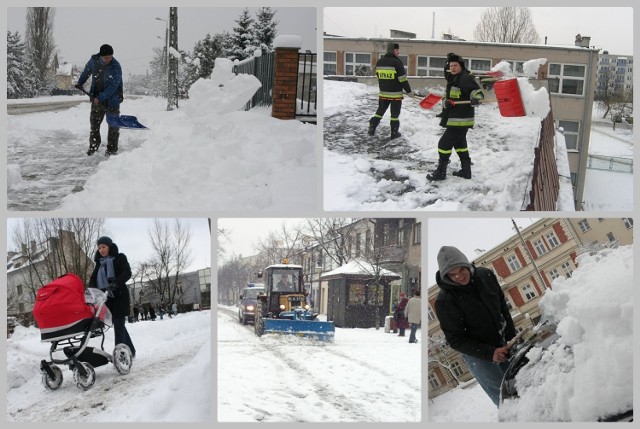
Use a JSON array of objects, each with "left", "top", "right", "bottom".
[{"left": 97, "top": 256, "right": 115, "bottom": 290}]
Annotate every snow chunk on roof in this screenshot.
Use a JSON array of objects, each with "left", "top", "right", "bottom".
[
  {"left": 321, "top": 260, "right": 401, "bottom": 279},
  {"left": 273, "top": 35, "right": 302, "bottom": 49}
]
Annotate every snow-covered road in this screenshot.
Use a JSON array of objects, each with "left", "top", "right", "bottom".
[{"left": 217, "top": 305, "right": 421, "bottom": 422}]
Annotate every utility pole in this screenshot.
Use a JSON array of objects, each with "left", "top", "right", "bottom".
[
  {"left": 167, "top": 7, "right": 179, "bottom": 111},
  {"left": 511, "top": 218, "right": 549, "bottom": 290}
]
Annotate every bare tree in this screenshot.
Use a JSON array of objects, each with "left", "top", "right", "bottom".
[
  {"left": 255, "top": 221, "right": 305, "bottom": 265},
  {"left": 474, "top": 7, "right": 540, "bottom": 44},
  {"left": 302, "top": 218, "right": 362, "bottom": 267},
  {"left": 25, "top": 7, "right": 56, "bottom": 94},
  {"left": 147, "top": 219, "right": 194, "bottom": 305}
]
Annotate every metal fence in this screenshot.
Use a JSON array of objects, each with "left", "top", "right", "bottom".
[
  {"left": 587, "top": 154, "right": 633, "bottom": 173},
  {"left": 233, "top": 51, "right": 275, "bottom": 110},
  {"left": 296, "top": 52, "right": 317, "bottom": 122}
]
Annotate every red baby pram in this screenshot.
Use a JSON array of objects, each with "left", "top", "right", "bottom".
[{"left": 33, "top": 273, "right": 133, "bottom": 390}]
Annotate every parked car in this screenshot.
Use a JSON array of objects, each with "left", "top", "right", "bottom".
[
  {"left": 238, "top": 283, "right": 265, "bottom": 325},
  {"left": 500, "top": 321, "right": 633, "bottom": 422}
]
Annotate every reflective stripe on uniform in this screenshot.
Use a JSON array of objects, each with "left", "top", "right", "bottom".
[
  {"left": 446, "top": 117, "right": 475, "bottom": 127},
  {"left": 455, "top": 147, "right": 469, "bottom": 153},
  {"left": 379, "top": 91, "right": 404, "bottom": 99},
  {"left": 438, "top": 148, "right": 453, "bottom": 154}
]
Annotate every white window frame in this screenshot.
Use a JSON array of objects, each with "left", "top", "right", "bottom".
[
  {"left": 428, "top": 373, "right": 440, "bottom": 389},
  {"left": 558, "top": 119, "right": 581, "bottom": 152},
  {"left": 522, "top": 283, "right": 536, "bottom": 300},
  {"left": 549, "top": 268, "right": 561, "bottom": 281},
  {"left": 504, "top": 59, "right": 525, "bottom": 75},
  {"left": 427, "top": 304, "right": 436, "bottom": 322},
  {"left": 546, "top": 231, "right": 560, "bottom": 248},
  {"left": 345, "top": 52, "right": 372, "bottom": 76},
  {"left": 413, "top": 223, "right": 421, "bottom": 244},
  {"left": 561, "top": 261, "right": 573, "bottom": 278},
  {"left": 533, "top": 238, "right": 547, "bottom": 256},
  {"left": 623, "top": 218, "right": 633, "bottom": 229},
  {"left": 416, "top": 55, "right": 446, "bottom": 77},
  {"left": 323, "top": 51, "right": 337, "bottom": 76},
  {"left": 468, "top": 58, "right": 492, "bottom": 74},
  {"left": 578, "top": 219, "right": 591, "bottom": 233},
  {"left": 507, "top": 254, "right": 522, "bottom": 272},
  {"left": 451, "top": 361, "right": 464, "bottom": 377},
  {"left": 548, "top": 62, "right": 587, "bottom": 96}
]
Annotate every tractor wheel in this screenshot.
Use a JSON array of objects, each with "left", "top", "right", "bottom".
[
  {"left": 254, "top": 300, "right": 265, "bottom": 337},
  {"left": 42, "top": 364, "right": 63, "bottom": 391}
]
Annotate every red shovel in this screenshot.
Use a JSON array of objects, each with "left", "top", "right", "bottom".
[{"left": 419, "top": 79, "right": 526, "bottom": 117}]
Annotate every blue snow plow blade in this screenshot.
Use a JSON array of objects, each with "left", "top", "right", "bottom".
[
  {"left": 106, "top": 113, "right": 148, "bottom": 129},
  {"left": 263, "top": 319, "right": 335, "bottom": 341}
]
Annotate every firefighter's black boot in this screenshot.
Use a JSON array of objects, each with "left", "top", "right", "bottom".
[
  {"left": 368, "top": 118, "right": 380, "bottom": 136},
  {"left": 452, "top": 158, "right": 472, "bottom": 179},
  {"left": 427, "top": 159, "right": 449, "bottom": 181},
  {"left": 390, "top": 121, "right": 401, "bottom": 139}
]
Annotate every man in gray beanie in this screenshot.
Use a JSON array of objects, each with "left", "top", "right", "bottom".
[
  {"left": 368, "top": 42, "right": 412, "bottom": 139},
  {"left": 434, "top": 245, "right": 516, "bottom": 407}
]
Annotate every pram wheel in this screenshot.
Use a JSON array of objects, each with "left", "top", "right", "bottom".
[
  {"left": 113, "top": 344, "right": 133, "bottom": 375},
  {"left": 73, "top": 362, "right": 96, "bottom": 390},
  {"left": 41, "top": 364, "right": 63, "bottom": 390}
]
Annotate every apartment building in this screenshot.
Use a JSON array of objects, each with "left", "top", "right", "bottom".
[
  {"left": 426, "top": 217, "right": 633, "bottom": 399},
  {"left": 324, "top": 35, "right": 599, "bottom": 209},
  {"left": 596, "top": 51, "right": 634, "bottom": 100}
]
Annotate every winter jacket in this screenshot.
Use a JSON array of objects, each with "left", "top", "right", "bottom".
[
  {"left": 405, "top": 296, "right": 422, "bottom": 325},
  {"left": 375, "top": 52, "right": 411, "bottom": 100},
  {"left": 77, "top": 54, "right": 123, "bottom": 110},
  {"left": 441, "top": 61, "right": 481, "bottom": 128},
  {"left": 394, "top": 296, "right": 410, "bottom": 329},
  {"left": 89, "top": 242, "right": 132, "bottom": 317},
  {"left": 435, "top": 266, "right": 516, "bottom": 362}
]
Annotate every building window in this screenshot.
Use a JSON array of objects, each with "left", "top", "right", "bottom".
[
  {"left": 549, "top": 268, "right": 560, "bottom": 280},
  {"left": 19, "top": 303, "right": 25, "bottom": 313},
  {"left": 417, "top": 55, "right": 446, "bottom": 77},
  {"left": 505, "top": 297, "right": 514, "bottom": 312},
  {"left": 17, "top": 284, "right": 23, "bottom": 296},
  {"left": 504, "top": 60, "right": 525, "bottom": 75},
  {"left": 413, "top": 223, "right": 421, "bottom": 244},
  {"left": 428, "top": 304, "right": 436, "bottom": 322},
  {"left": 345, "top": 52, "right": 371, "bottom": 76},
  {"left": 507, "top": 254, "right": 522, "bottom": 272},
  {"left": 355, "top": 233, "right": 362, "bottom": 258},
  {"left": 323, "top": 51, "right": 337, "bottom": 75},
  {"left": 558, "top": 120, "right": 580, "bottom": 151},
  {"left": 428, "top": 373, "right": 440, "bottom": 389},
  {"left": 549, "top": 63, "right": 586, "bottom": 96},
  {"left": 397, "top": 220, "right": 405, "bottom": 246},
  {"left": 383, "top": 223, "right": 391, "bottom": 246},
  {"left": 377, "top": 53, "right": 408, "bottom": 75},
  {"left": 607, "top": 232, "right": 617, "bottom": 243},
  {"left": 623, "top": 218, "right": 633, "bottom": 229},
  {"left": 451, "top": 361, "right": 464, "bottom": 377},
  {"left": 522, "top": 284, "right": 536, "bottom": 300},
  {"left": 578, "top": 219, "right": 591, "bottom": 233},
  {"left": 546, "top": 231, "right": 560, "bottom": 248},
  {"left": 365, "top": 230, "right": 372, "bottom": 254},
  {"left": 561, "top": 261, "right": 573, "bottom": 278},
  {"left": 533, "top": 239, "right": 547, "bottom": 256},
  {"left": 468, "top": 58, "right": 492, "bottom": 73}
]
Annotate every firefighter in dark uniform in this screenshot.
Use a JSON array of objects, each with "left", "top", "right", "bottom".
[
  {"left": 368, "top": 42, "right": 412, "bottom": 139},
  {"left": 427, "top": 53, "right": 484, "bottom": 181}
]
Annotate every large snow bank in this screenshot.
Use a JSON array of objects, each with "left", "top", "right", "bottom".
[{"left": 499, "top": 245, "right": 633, "bottom": 421}]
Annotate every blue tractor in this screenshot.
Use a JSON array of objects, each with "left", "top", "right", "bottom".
[{"left": 254, "top": 262, "right": 334, "bottom": 341}]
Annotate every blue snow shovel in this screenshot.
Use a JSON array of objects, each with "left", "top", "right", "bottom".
[{"left": 77, "top": 87, "right": 148, "bottom": 129}]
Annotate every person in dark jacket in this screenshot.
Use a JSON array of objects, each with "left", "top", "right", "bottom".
[
  {"left": 394, "top": 292, "right": 410, "bottom": 336},
  {"left": 75, "top": 44, "right": 124, "bottom": 156},
  {"left": 368, "top": 42, "right": 412, "bottom": 139},
  {"left": 434, "top": 246, "right": 516, "bottom": 406},
  {"left": 427, "top": 53, "right": 483, "bottom": 181},
  {"left": 89, "top": 236, "right": 136, "bottom": 358}
]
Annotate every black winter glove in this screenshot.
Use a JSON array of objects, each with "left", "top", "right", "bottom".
[
  {"left": 106, "top": 282, "right": 117, "bottom": 297},
  {"left": 74, "top": 83, "right": 83, "bottom": 91}
]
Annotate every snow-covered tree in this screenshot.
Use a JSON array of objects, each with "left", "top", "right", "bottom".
[
  {"left": 227, "top": 8, "right": 258, "bottom": 60},
  {"left": 189, "top": 32, "right": 227, "bottom": 81},
  {"left": 7, "top": 31, "right": 37, "bottom": 99},
  {"left": 253, "top": 7, "right": 278, "bottom": 51},
  {"left": 24, "top": 7, "right": 57, "bottom": 95}
]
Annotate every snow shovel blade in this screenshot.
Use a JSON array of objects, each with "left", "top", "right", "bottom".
[
  {"left": 106, "top": 113, "right": 148, "bottom": 129},
  {"left": 493, "top": 79, "right": 526, "bottom": 117},
  {"left": 419, "top": 93, "right": 444, "bottom": 110},
  {"left": 263, "top": 318, "right": 335, "bottom": 341}
]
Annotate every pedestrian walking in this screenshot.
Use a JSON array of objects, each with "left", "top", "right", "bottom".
[
  {"left": 394, "top": 292, "right": 410, "bottom": 336},
  {"left": 405, "top": 289, "right": 421, "bottom": 343}
]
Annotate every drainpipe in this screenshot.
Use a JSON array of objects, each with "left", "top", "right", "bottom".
[{"left": 575, "top": 48, "right": 596, "bottom": 210}]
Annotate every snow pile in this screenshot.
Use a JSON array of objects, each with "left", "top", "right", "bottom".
[
  {"left": 490, "top": 60, "right": 515, "bottom": 77},
  {"left": 499, "top": 245, "right": 633, "bottom": 421},
  {"left": 52, "top": 61, "right": 315, "bottom": 211},
  {"left": 7, "top": 164, "right": 25, "bottom": 189},
  {"left": 7, "top": 310, "right": 211, "bottom": 422},
  {"left": 273, "top": 35, "right": 303, "bottom": 49},
  {"left": 517, "top": 77, "right": 550, "bottom": 119},
  {"left": 522, "top": 58, "right": 547, "bottom": 78}
]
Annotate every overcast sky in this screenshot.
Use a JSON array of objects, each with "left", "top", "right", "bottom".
[
  {"left": 7, "top": 218, "right": 211, "bottom": 274},
  {"left": 426, "top": 217, "right": 539, "bottom": 287},
  {"left": 7, "top": 7, "right": 317, "bottom": 77},
  {"left": 324, "top": 7, "right": 633, "bottom": 55}
]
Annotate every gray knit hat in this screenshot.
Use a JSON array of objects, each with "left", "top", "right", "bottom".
[
  {"left": 97, "top": 236, "right": 113, "bottom": 246},
  {"left": 437, "top": 246, "right": 474, "bottom": 280}
]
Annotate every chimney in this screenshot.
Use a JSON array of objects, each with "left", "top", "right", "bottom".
[{"left": 580, "top": 36, "right": 591, "bottom": 48}]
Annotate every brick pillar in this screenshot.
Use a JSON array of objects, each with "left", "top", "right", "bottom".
[{"left": 272, "top": 47, "right": 299, "bottom": 120}]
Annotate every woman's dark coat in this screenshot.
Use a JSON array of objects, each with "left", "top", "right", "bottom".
[{"left": 89, "top": 242, "right": 132, "bottom": 317}]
